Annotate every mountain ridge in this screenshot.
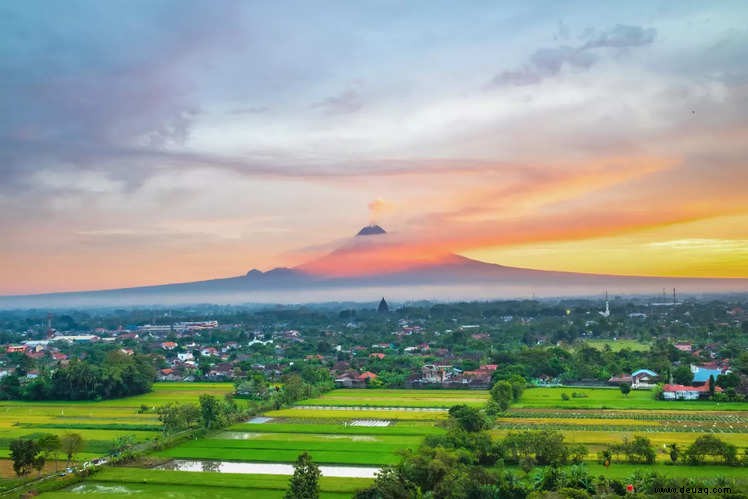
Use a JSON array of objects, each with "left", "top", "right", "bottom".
[{"left": 2, "top": 225, "right": 747, "bottom": 307}]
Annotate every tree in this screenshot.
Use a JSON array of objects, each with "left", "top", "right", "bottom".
[
  {"left": 606, "top": 436, "right": 655, "bottom": 465},
  {"left": 501, "top": 430, "right": 568, "bottom": 466},
  {"left": 619, "top": 383, "right": 631, "bottom": 397},
  {"left": 490, "top": 380, "right": 513, "bottom": 412},
  {"left": 0, "top": 374, "right": 22, "bottom": 400},
  {"left": 157, "top": 402, "right": 200, "bottom": 434},
  {"left": 110, "top": 434, "right": 137, "bottom": 459},
  {"left": 60, "top": 432, "right": 84, "bottom": 467},
  {"left": 685, "top": 435, "right": 738, "bottom": 465},
  {"left": 354, "top": 467, "right": 418, "bottom": 499},
  {"left": 285, "top": 452, "right": 320, "bottom": 499},
  {"left": 9, "top": 438, "right": 41, "bottom": 477},
  {"left": 672, "top": 365, "right": 693, "bottom": 385},
  {"left": 667, "top": 443, "right": 679, "bottom": 463},
  {"left": 199, "top": 394, "right": 225, "bottom": 430},
  {"left": 448, "top": 405, "right": 488, "bottom": 433},
  {"left": 708, "top": 375, "right": 715, "bottom": 398},
  {"left": 37, "top": 433, "right": 61, "bottom": 472},
  {"left": 507, "top": 374, "right": 526, "bottom": 401}
]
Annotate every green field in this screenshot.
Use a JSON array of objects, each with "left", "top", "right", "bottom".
[
  {"left": 583, "top": 339, "right": 650, "bottom": 352},
  {"left": 0, "top": 383, "right": 235, "bottom": 474},
  {"left": 297, "top": 389, "right": 489, "bottom": 408},
  {"left": 19, "top": 385, "right": 748, "bottom": 497},
  {"left": 230, "top": 420, "right": 443, "bottom": 436},
  {"left": 40, "top": 467, "right": 372, "bottom": 499},
  {"left": 264, "top": 407, "right": 447, "bottom": 420},
  {"left": 516, "top": 386, "right": 748, "bottom": 411},
  {"left": 155, "top": 391, "right": 455, "bottom": 466},
  {"left": 155, "top": 431, "right": 421, "bottom": 465}
]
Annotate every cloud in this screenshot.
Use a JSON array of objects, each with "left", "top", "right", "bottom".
[
  {"left": 312, "top": 87, "right": 364, "bottom": 115},
  {"left": 581, "top": 24, "right": 657, "bottom": 50},
  {"left": 228, "top": 106, "right": 270, "bottom": 115},
  {"left": 492, "top": 24, "right": 656, "bottom": 86},
  {"left": 0, "top": 2, "right": 243, "bottom": 189}
]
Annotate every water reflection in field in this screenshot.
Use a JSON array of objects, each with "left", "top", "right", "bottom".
[{"left": 157, "top": 459, "right": 379, "bottom": 478}]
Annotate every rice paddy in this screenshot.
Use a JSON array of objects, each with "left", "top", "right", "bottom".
[
  {"left": 7, "top": 385, "right": 745, "bottom": 497},
  {"left": 41, "top": 467, "right": 372, "bottom": 498},
  {"left": 0, "top": 383, "right": 235, "bottom": 475}
]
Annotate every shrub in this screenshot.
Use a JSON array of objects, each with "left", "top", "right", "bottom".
[{"left": 685, "top": 435, "right": 738, "bottom": 465}]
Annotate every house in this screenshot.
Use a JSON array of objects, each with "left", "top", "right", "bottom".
[
  {"left": 674, "top": 343, "right": 693, "bottom": 352},
  {"left": 461, "top": 369, "right": 492, "bottom": 385},
  {"left": 208, "top": 363, "right": 235, "bottom": 379},
  {"left": 691, "top": 366, "right": 725, "bottom": 386},
  {"left": 200, "top": 347, "right": 219, "bottom": 357},
  {"left": 6, "top": 345, "right": 27, "bottom": 354},
  {"left": 357, "top": 371, "right": 378, "bottom": 384},
  {"left": 370, "top": 353, "right": 385, "bottom": 360},
  {"left": 609, "top": 369, "right": 659, "bottom": 389},
  {"left": 158, "top": 368, "right": 181, "bottom": 381},
  {"left": 631, "top": 369, "right": 658, "bottom": 388},
  {"left": 608, "top": 374, "right": 633, "bottom": 385},
  {"left": 421, "top": 364, "right": 454, "bottom": 384},
  {"left": 161, "top": 341, "right": 178, "bottom": 351},
  {"left": 335, "top": 371, "right": 366, "bottom": 388},
  {"left": 662, "top": 383, "right": 723, "bottom": 400},
  {"left": 177, "top": 352, "right": 194, "bottom": 362}
]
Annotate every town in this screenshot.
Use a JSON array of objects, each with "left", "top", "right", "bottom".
[{"left": 2, "top": 296, "right": 747, "bottom": 400}]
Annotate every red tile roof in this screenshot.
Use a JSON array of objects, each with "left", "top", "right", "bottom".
[{"left": 663, "top": 384, "right": 722, "bottom": 393}]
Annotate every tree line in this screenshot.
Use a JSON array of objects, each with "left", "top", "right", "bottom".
[{"left": 0, "top": 351, "right": 155, "bottom": 401}]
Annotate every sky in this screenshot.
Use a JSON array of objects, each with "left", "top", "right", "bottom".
[{"left": 1, "top": 1, "right": 748, "bottom": 295}]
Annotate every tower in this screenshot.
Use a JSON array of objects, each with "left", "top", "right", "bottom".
[
  {"left": 599, "top": 290, "right": 610, "bottom": 318},
  {"left": 46, "top": 313, "right": 54, "bottom": 338},
  {"left": 377, "top": 297, "right": 389, "bottom": 313}
]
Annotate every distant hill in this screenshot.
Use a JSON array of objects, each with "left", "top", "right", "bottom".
[{"left": 1, "top": 225, "right": 747, "bottom": 308}]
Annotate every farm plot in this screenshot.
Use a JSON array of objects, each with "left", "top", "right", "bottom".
[
  {"left": 40, "top": 467, "right": 372, "bottom": 499},
  {"left": 152, "top": 388, "right": 465, "bottom": 478},
  {"left": 490, "top": 428, "right": 748, "bottom": 460},
  {"left": 516, "top": 387, "right": 748, "bottom": 411},
  {"left": 155, "top": 431, "right": 421, "bottom": 465},
  {"left": 264, "top": 407, "right": 447, "bottom": 420},
  {"left": 298, "top": 389, "right": 488, "bottom": 408},
  {"left": 230, "top": 420, "right": 443, "bottom": 436},
  {"left": 583, "top": 339, "right": 650, "bottom": 352},
  {"left": 0, "top": 383, "right": 235, "bottom": 474}
]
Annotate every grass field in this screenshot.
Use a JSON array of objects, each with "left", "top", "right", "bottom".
[
  {"left": 155, "top": 431, "right": 421, "bottom": 465},
  {"left": 583, "top": 339, "right": 650, "bottom": 352},
  {"left": 516, "top": 386, "right": 748, "bottom": 411},
  {"left": 264, "top": 407, "right": 447, "bottom": 420},
  {"left": 41, "top": 467, "right": 372, "bottom": 498},
  {"left": 0, "top": 383, "right": 235, "bottom": 477},
  {"left": 558, "top": 463, "right": 748, "bottom": 485}
]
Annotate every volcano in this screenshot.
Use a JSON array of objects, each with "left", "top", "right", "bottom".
[
  {"left": 356, "top": 224, "right": 387, "bottom": 236},
  {"left": 2, "top": 224, "right": 747, "bottom": 308}
]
